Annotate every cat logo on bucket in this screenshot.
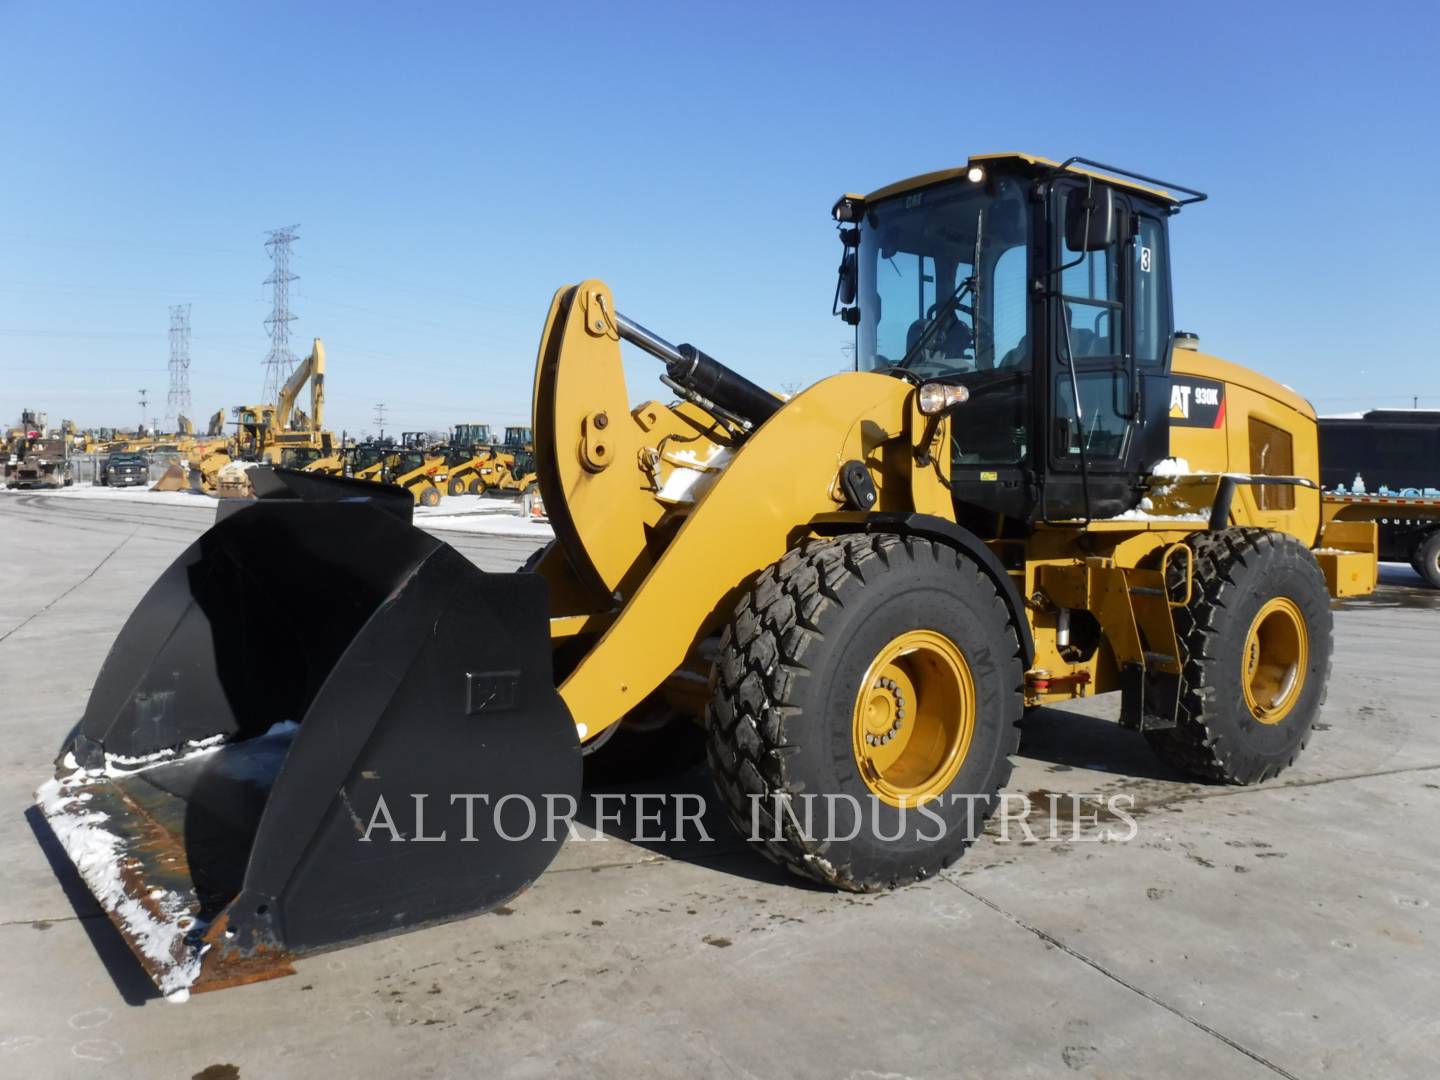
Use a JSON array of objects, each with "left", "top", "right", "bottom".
[{"left": 1169, "top": 377, "right": 1226, "bottom": 429}]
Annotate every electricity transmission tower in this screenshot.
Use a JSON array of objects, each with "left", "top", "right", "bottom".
[
  {"left": 261, "top": 225, "right": 300, "bottom": 404},
  {"left": 373, "top": 403, "right": 387, "bottom": 440},
  {"left": 167, "top": 304, "right": 192, "bottom": 429}
]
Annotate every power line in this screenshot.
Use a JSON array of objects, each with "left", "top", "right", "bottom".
[
  {"left": 166, "top": 303, "right": 192, "bottom": 429},
  {"left": 261, "top": 225, "right": 300, "bottom": 404}
]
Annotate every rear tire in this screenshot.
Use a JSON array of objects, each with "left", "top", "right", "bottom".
[
  {"left": 1414, "top": 531, "right": 1440, "bottom": 589},
  {"left": 1145, "top": 528, "right": 1332, "bottom": 784},
  {"left": 447, "top": 476, "right": 466, "bottom": 497},
  {"left": 706, "top": 533, "right": 1023, "bottom": 891}
]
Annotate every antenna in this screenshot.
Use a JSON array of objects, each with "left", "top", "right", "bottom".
[
  {"left": 167, "top": 303, "right": 192, "bottom": 430},
  {"left": 373, "top": 403, "right": 387, "bottom": 440},
  {"left": 262, "top": 225, "right": 300, "bottom": 404}
]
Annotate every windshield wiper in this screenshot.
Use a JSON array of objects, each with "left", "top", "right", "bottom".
[{"left": 896, "top": 275, "right": 974, "bottom": 371}]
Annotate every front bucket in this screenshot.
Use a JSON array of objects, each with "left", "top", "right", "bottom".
[{"left": 36, "top": 476, "right": 579, "bottom": 997}]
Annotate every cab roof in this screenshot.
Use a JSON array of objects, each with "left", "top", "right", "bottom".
[{"left": 850, "top": 153, "right": 1186, "bottom": 209}]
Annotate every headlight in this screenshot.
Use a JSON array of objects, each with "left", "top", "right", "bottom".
[{"left": 917, "top": 382, "right": 970, "bottom": 415}]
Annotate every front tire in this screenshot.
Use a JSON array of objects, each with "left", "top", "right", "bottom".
[
  {"left": 418, "top": 486, "right": 441, "bottom": 508},
  {"left": 706, "top": 534, "right": 1023, "bottom": 891},
  {"left": 1145, "top": 528, "right": 1332, "bottom": 784}
]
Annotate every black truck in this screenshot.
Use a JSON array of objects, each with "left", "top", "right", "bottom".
[{"left": 1319, "top": 410, "right": 1440, "bottom": 587}]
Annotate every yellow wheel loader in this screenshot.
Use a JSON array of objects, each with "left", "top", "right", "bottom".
[{"left": 36, "top": 153, "right": 1374, "bottom": 998}]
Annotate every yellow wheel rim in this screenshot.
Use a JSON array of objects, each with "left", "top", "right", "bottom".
[
  {"left": 1241, "top": 597, "right": 1308, "bottom": 725},
  {"left": 852, "top": 629, "right": 975, "bottom": 807}
]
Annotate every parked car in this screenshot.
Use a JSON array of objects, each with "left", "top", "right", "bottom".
[{"left": 102, "top": 452, "right": 149, "bottom": 488}]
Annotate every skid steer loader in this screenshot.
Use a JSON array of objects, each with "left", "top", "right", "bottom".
[
  {"left": 443, "top": 423, "right": 497, "bottom": 495},
  {"left": 37, "top": 153, "right": 1375, "bottom": 998},
  {"left": 387, "top": 433, "right": 448, "bottom": 506}
]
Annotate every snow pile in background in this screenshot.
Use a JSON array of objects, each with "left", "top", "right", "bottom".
[
  {"left": 0, "top": 484, "right": 216, "bottom": 508},
  {"left": 414, "top": 492, "right": 554, "bottom": 537},
  {"left": 6, "top": 483, "right": 558, "bottom": 535}
]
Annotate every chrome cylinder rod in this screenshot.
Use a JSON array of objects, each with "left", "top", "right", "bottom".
[{"left": 614, "top": 312, "right": 685, "bottom": 367}]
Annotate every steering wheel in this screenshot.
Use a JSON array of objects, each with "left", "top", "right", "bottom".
[{"left": 927, "top": 301, "right": 974, "bottom": 321}]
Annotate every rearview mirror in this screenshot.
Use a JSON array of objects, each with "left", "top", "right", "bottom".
[
  {"left": 837, "top": 248, "right": 857, "bottom": 306},
  {"left": 1066, "top": 185, "right": 1117, "bottom": 252}
]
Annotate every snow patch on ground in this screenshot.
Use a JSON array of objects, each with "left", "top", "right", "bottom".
[
  {"left": 5, "top": 482, "right": 558, "bottom": 536},
  {"left": 413, "top": 492, "right": 554, "bottom": 536},
  {"left": 416, "top": 511, "right": 555, "bottom": 538},
  {"left": 0, "top": 483, "right": 219, "bottom": 508}
]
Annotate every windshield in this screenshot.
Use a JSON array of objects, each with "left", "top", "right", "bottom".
[
  {"left": 280, "top": 448, "right": 320, "bottom": 468},
  {"left": 856, "top": 176, "right": 1030, "bottom": 378},
  {"left": 454, "top": 424, "right": 492, "bottom": 445}
]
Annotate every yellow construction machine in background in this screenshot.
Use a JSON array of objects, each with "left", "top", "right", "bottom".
[
  {"left": 484, "top": 425, "right": 537, "bottom": 494},
  {"left": 387, "top": 432, "right": 447, "bottom": 506},
  {"left": 187, "top": 340, "right": 336, "bottom": 494},
  {"left": 442, "top": 423, "right": 497, "bottom": 494}
]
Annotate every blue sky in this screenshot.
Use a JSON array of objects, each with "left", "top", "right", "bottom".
[{"left": 3, "top": 1, "right": 1437, "bottom": 435}]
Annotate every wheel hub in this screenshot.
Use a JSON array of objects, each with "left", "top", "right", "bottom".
[
  {"left": 852, "top": 629, "right": 975, "bottom": 807},
  {"left": 1241, "top": 597, "right": 1308, "bottom": 724}
]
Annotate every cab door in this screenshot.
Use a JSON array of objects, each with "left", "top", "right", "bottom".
[{"left": 1042, "top": 181, "right": 1169, "bottom": 518}]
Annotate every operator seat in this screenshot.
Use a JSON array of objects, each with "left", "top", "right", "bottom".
[{"left": 904, "top": 315, "right": 975, "bottom": 369}]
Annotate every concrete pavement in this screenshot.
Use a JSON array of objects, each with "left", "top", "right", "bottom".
[{"left": 2, "top": 489, "right": 1436, "bottom": 1079}]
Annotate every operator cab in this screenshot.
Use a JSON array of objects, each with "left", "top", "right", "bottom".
[{"left": 834, "top": 154, "right": 1205, "bottom": 524}]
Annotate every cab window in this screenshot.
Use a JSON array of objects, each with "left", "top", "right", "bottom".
[
  {"left": 1059, "top": 192, "right": 1123, "bottom": 359},
  {"left": 1133, "top": 215, "right": 1170, "bottom": 364}
]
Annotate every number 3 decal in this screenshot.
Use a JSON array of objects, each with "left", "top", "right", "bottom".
[{"left": 1140, "top": 246, "right": 1152, "bottom": 272}]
